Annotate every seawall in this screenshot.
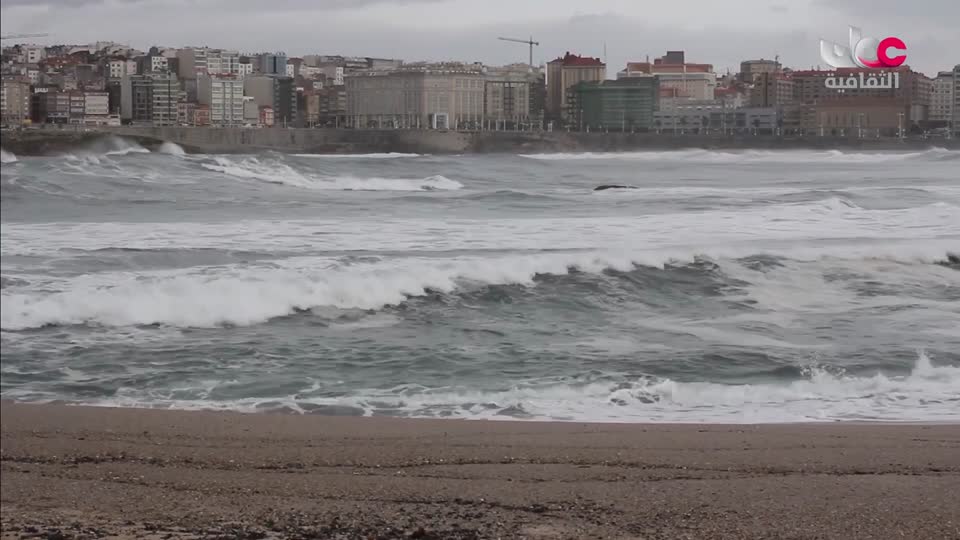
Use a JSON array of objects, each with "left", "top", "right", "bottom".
[{"left": 3, "top": 126, "right": 958, "bottom": 156}]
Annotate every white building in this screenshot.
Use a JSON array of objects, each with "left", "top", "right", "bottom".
[
  {"left": 24, "top": 45, "right": 45, "bottom": 64},
  {"left": 83, "top": 92, "right": 109, "bottom": 116},
  {"left": 198, "top": 75, "right": 245, "bottom": 126},
  {"left": 206, "top": 50, "right": 240, "bottom": 76},
  {"left": 238, "top": 62, "right": 254, "bottom": 76},
  {"left": 109, "top": 59, "right": 138, "bottom": 79},
  {"left": 930, "top": 71, "right": 954, "bottom": 123}
]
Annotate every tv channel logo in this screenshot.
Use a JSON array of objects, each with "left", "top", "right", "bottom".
[{"left": 820, "top": 26, "right": 906, "bottom": 69}]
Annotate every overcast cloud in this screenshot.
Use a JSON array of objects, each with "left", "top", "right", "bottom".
[{"left": 2, "top": 0, "right": 957, "bottom": 76}]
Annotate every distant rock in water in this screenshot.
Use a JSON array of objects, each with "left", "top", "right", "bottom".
[{"left": 593, "top": 184, "right": 637, "bottom": 191}]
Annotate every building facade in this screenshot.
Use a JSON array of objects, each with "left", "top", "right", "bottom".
[
  {"left": 739, "top": 59, "right": 781, "bottom": 82},
  {"left": 750, "top": 72, "right": 794, "bottom": 108},
  {"left": 619, "top": 52, "right": 716, "bottom": 102},
  {"left": 813, "top": 98, "right": 905, "bottom": 137},
  {"left": 482, "top": 64, "right": 545, "bottom": 130},
  {"left": 930, "top": 71, "right": 954, "bottom": 123},
  {"left": 260, "top": 53, "right": 288, "bottom": 76},
  {"left": 198, "top": 75, "right": 245, "bottom": 126},
  {"left": 953, "top": 65, "right": 960, "bottom": 136},
  {"left": 546, "top": 53, "right": 605, "bottom": 125},
  {"left": 150, "top": 72, "right": 179, "bottom": 126},
  {"left": 346, "top": 63, "right": 485, "bottom": 129},
  {"left": 1, "top": 79, "right": 32, "bottom": 126},
  {"left": 567, "top": 76, "right": 659, "bottom": 131},
  {"left": 120, "top": 74, "right": 152, "bottom": 122}
]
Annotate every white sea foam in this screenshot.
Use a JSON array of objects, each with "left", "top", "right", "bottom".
[
  {"left": 3, "top": 194, "right": 956, "bottom": 257},
  {"left": 3, "top": 242, "right": 957, "bottom": 331},
  {"left": 0, "top": 148, "right": 17, "bottom": 163},
  {"left": 520, "top": 147, "right": 959, "bottom": 163},
  {"left": 157, "top": 142, "right": 186, "bottom": 156},
  {"left": 201, "top": 156, "right": 462, "bottom": 191},
  {"left": 70, "top": 352, "right": 960, "bottom": 423}
]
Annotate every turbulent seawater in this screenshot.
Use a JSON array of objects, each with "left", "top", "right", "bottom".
[{"left": 2, "top": 138, "right": 959, "bottom": 423}]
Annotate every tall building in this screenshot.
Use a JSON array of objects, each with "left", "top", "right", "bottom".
[
  {"left": 206, "top": 50, "right": 240, "bottom": 76},
  {"left": 567, "top": 76, "right": 659, "bottom": 131},
  {"left": 618, "top": 52, "right": 716, "bottom": 102},
  {"left": 750, "top": 72, "right": 794, "bottom": 108},
  {"left": 108, "top": 58, "right": 138, "bottom": 79},
  {"left": 175, "top": 48, "right": 207, "bottom": 79},
  {"left": 198, "top": 75, "right": 245, "bottom": 126},
  {"left": 953, "top": 65, "right": 960, "bottom": 136},
  {"left": 346, "top": 63, "right": 485, "bottom": 129},
  {"left": 739, "top": 59, "right": 781, "bottom": 83},
  {"left": 546, "top": 52, "right": 605, "bottom": 125},
  {"left": 483, "top": 64, "right": 545, "bottom": 130},
  {"left": 83, "top": 91, "right": 110, "bottom": 124},
  {"left": 1, "top": 79, "right": 32, "bottom": 126},
  {"left": 120, "top": 75, "right": 153, "bottom": 123},
  {"left": 68, "top": 91, "right": 85, "bottom": 123},
  {"left": 929, "top": 71, "right": 954, "bottom": 123},
  {"left": 151, "top": 72, "right": 179, "bottom": 126},
  {"left": 243, "top": 75, "right": 298, "bottom": 125},
  {"left": 35, "top": 91, "right": 71, "bottom": 124},
  {"left": 260, "top": 53, "right": 288, "bottom": 76},
  {"left": 273, "top": 76, "right": 297, "bottom": 126}
]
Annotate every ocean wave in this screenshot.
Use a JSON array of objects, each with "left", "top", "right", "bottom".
[
  {"left": 0, "top": 149, "right": 17, "bottom": 163},
  {"left": 157, "top": 142, "right": 186, "bottom": 156},
  {"left": 54, "top": 352, "right": 960, "bottom": 423},
  {"left": 3, "top": 246, "right": 957, "bottom": 330},
  {"left": 520, "top": 147, "right": 959, "bottom": 163},
  {"left": 201, "top": 156, "right": 462, "bottom": 191}
]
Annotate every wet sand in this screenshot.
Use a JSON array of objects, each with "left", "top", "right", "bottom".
[{"left": 1, "top": 403, "right": 958, "bottom": 539}]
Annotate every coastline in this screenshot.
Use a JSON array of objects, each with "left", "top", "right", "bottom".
[
  {"left": 2, "top": 126, "right": 958, "bottom": 156},
  {"left": 2, "top": 403, "right": 958, "bottom": 539}
]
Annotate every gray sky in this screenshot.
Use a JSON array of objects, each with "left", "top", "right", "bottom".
[{"left": 2, "top": 0, "right": 957, "bottom": 76}]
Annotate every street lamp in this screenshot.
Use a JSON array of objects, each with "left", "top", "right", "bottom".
[{"left": 897, "top": 112, "right": 904, "bottom": 139}]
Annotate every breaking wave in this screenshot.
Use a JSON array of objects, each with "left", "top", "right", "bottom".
[
  {"left": 201, "top": 156, "right": 462, "bottom": 191},
  {"left": 0, "top": 149, "right": 17, "bottom": 164},
  {"left": 157, "top": 142, "right": 186, "bottom": 156},
  {"left": 3, "top": 245, "right": 956, "bottom": 330},
  {"left": 71, "top": 351, "right": 960, "bottom": 423}
]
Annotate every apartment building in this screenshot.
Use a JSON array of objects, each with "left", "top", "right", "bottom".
[
  {"left": 750, "top": 72, "right": 794, "bottom": 108},
  {"left": 198, "top": 75, "right": 245, "bottom": 126},
  {"left": 546, "top": 53, "right": 605, "bottom": 125},
  {"left": 618, "top": 52, "right": 716, "bottom": 101},
  {"left": 739, "top": 59, "right": 780, "bottom": 83},
  {"left": 929, "top": 71, "right": 954, "bottom": 123},
  {"left": 1, "top": 79, "right": 31, "bottom": 126},
  {"left": 483, "top": 64, "right": 545, "bottom": 130},
  {"left": 151, "top": 72, "right": 179, "bottom": 125},
  {"left": 567, "top": 76, "right": 659, "bottom": 131}
]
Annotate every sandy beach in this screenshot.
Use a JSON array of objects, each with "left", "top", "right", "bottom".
[{"left": 0, "top": 403, "right": 957, "bottom": 539}]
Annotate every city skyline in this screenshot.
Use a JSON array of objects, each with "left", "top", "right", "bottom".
[{"left": 2, "top": 0, "right": 958, "bottom": 77}]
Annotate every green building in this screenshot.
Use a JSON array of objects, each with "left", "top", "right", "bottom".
[{"left": 567, "top": 76, "right": 659, "bottom": 131}]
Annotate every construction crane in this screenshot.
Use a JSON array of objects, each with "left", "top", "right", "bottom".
[
  {"left": 0, "top": 33, "right": 49, "bottom": 40},
  {"left": 498, "top": 36, "right": 539, "bottom": 67}
]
